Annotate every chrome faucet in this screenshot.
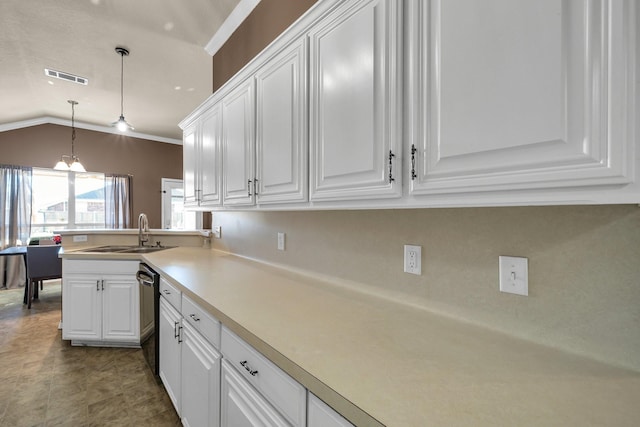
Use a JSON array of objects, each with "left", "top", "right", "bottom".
[{"left": 138, "top": 213, "right": 149, "bottom": 247}]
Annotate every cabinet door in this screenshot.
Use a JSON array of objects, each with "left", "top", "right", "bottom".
[
  {"left": 183, "top": 124, "right": 199, "bottom": 208},
  {"left": 406, "top": 0, "right": 635, "bottom": 199},
  {"left": 309, "top": 0, "right": 402, "bottom": 201},
  {"left": 62, "top": 275, "right": 101, "bottom": 341},
  {"left": 200, "top": 104, "right": 223, "bottom": 207},
  {"left": 255, "top": 38, "right": 308, "bottom": 204},
  {"left": 102, "top": 276, "right": 139, "bottom": 342},
  {"left": 308, "top": 393, "right": 354, "bottom": 427},
  {"left": 220, "top": 360, "right": 290, "bottom": 427},
  {"left": 181, "top": 322, "right": 221, "bottom": 427},
  {"left": 222, "top": 79, "right": 256, "bottom": 206},
  {"left": 159, "top": 297, "right": 182, "bottom": 414}
]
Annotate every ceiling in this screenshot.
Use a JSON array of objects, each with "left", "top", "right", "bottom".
[{"left": 0, "top": 0, "right": 242, "bottom": 143}]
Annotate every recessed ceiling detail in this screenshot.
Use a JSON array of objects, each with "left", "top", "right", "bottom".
[{"left": 44, "top": 68, "right": 89, "bottom": 85}]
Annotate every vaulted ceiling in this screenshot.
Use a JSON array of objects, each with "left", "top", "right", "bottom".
[{"left": 0, "top": 0, "right": 241, "bottom": 143}]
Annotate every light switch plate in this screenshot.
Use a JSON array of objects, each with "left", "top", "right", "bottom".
[
  {"left": 499, "top": 256, "right": 528, "bottom": 296},
  {"left": 277, "top": 232, "right": 285, "bottom": 251},
  {"left": 213, "top": 226, "right": 221, "bottom": 239}
]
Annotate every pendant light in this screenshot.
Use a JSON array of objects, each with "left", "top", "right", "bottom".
[
  {"left": 54, "top": 100, "right": 86, "bottom": 172},
  {"left": 111, "top": 46, "right": 134, "bottom": 132}
]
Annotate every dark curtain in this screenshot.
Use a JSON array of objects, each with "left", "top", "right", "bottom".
[{"left": 105, "top": 174, "right": 133, "bottom": 229}]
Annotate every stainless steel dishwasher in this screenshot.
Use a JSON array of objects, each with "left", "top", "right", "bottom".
[{"left": 137, "top": 262, "right": 160, "bottom": 378}]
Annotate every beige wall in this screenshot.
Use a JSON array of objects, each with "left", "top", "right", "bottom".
[
  {"left": 0, "top": 124, "right": 182, "bottom": 228},
  {"left": 211, "top": 206, "right": 640, "bottom": 371},
  {"left": 210, "top": 1, "right": 640, "bottom": 371}
]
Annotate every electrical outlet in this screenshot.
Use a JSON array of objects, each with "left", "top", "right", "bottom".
[
  {"left": 277, "top": 232, "right": 285, "bottom": 251},
  {"left": 404, "top": 245, "right": 422, "bottom": 275},
  {"left": 73, "top": 235, "right": 87, "bottom": 242},
  {"left": 213, "top": 226, "right": 221, "bottom": 239},
  {"left": 499, "top": 256, "right": 528, "bottom": 296}
]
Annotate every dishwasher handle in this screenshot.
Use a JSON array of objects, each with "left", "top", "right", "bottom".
[{"left": 136, "top": 270, "right": 155, "bottom": 286}]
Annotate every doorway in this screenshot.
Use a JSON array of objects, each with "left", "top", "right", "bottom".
[{"left": 161, "top": 179, "right": 201, "bottom": 229}]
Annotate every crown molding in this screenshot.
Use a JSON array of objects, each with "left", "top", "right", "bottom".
[
  {"left": 0, "top": 117, "right": 182, "bottom": 145},
  {"left": 205, "top": 0, "right": 261, "bottom": 56}
]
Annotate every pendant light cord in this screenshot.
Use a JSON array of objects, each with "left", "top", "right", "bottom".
[
  {"left": 120, "top": 50, "right": 124, "bottom": 116},
  {"left": 71, "top": 101, "right": 76, "bottom": 157}
]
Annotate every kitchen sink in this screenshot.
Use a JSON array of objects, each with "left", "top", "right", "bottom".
[
  {"left": 119, "top": 246, "right": 175, "bottom": 253},
  {"left": 82, "top": 245, "right": 138, "bottom": 252},
  {"left": 81, "top": 245, "right": 175, "bottom": 254}
]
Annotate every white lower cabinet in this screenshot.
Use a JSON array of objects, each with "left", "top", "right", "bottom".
[
  {"left": 159, "top": 297, "right": 182, "bottom": 414},
  {"left": 308, "top": 393, "right": 354, "bottom": 427},
  {"left": 158, "top": 288, "right": 357, "bottom": 427},
  {"left": 221, "top": 326, "right": 306, "bottom": 427},
  {"left": 221, "top": 359, "right": 290, "bottom": 427},
  {"left": 62, "top": 260, "right": 140, "bottom": 345},
  {"left": 181, "top": 321, "right": 221, "bottom": 427},
  {"left": 159, "top": 290, "right": 222, "bottom": 427}
]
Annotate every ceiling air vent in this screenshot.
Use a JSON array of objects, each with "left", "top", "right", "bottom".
[{"left": 44, "top": 68, "right": 89, "bottom": 85}]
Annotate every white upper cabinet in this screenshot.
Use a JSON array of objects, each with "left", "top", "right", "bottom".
[
  {"left": 183, "top": 0, "right": 637, "bottom": 208},
  {"left": 255, "top": 38, "right": 309, "bottom": 205},
  {"left": 405, "top": 0, "right": 638, "bottom": 204},
  {"left": 200, "top": 105, "right": 223, "bottom": 206},
  {"left": 222, "top": 78, "right": 256, "bottom": 206},
  {"left": 183, "top": 124, "right": 198, "bottom": 207},
  {"left": 308, "top": 0, "right": 403, "bottom": 201},
  {"left": 183, "top": 105, "right": 222, "bottom": 209}
]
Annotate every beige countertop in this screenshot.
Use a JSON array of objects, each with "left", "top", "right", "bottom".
[{"left": 136, "top": 247, "right": 638, "bottom": 426}]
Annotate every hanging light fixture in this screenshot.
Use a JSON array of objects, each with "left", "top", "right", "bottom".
[
  {"left": 54, "top": 100, "right": 86, "bottom": 172},
  {"left": 111, "top": 46, "right": 134, "bottom": 132}
]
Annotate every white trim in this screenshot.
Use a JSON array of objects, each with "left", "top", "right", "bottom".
[
  {"left": 0, "top": 116, "right": 183, "bottom": 145},
  {"left": 205, "top": 0, "right": 262, "bottom": 56}
]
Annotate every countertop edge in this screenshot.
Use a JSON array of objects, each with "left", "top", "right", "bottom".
[{"left": 54, "top": 229, "right": 211, "bottom": 237}]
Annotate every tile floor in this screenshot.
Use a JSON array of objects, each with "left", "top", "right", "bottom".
[{"left": 0, "top": 281, "right": 180, "bottom": 427}]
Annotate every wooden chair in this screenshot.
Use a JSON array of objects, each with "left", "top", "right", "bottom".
[{"left": 26, "top": 245, "right": 62, "bottom": 308}]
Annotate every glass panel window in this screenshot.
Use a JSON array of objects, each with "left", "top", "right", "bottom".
[
  {"left": 75, "top": 173, "right": 105, "bottom": 227},
  {"left": 31, "top": 169, "right": 69, "bottom": 231},
  {"left": 31, "top": 168, "right": 106, "bottom": 236}
]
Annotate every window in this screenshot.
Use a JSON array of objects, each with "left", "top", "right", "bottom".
[
  {"left": 31, "top": 168, "right": 106, "bottom": 233},
  {"left": 161, "top": 178, "right": 200, "bottom": 229}
]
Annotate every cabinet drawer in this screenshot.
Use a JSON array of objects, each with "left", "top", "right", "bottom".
[
  {"left": 221, "top": 326, "right": 306, "bottom": 426},
  {"left": 181, "top": 295, "right": 221, "bottom": 349},
  {"left": 159, "top": 277, "right": 181, "bottom": 311},
  {"left": 63, "top": 259, "right": 138, "bottom": 275}
]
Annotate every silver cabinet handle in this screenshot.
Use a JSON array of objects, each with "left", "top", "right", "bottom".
[
  {"left": 240, "top": 360, "right": 258, "bottom": 376},
  {"left": 388, "top": 150, "right": 396, "bottom": 183},
  {"left": 174, "top": 321, "right": 180, "bottom": 339},
  {"left": 189, "top": 313, "right": 200, "bottom": 322},
  {"left": 247, "top": 179, "right": 253, "bottom": 196},
  {"left": 410, "top": 144, "right": 417, "bottom": 180},
  {"left": 96, "top": 280, "right": 100, "bottom": 291},
  {"left": 163, "top": 289, "right": 171, "bottom": 295},
  {"left": 101, "top": 279, "right": 104, "bottom": 291}
]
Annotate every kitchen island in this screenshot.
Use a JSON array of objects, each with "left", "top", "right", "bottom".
[{"left": 137, "top": 247, "right": 640, "bottom": 426}]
